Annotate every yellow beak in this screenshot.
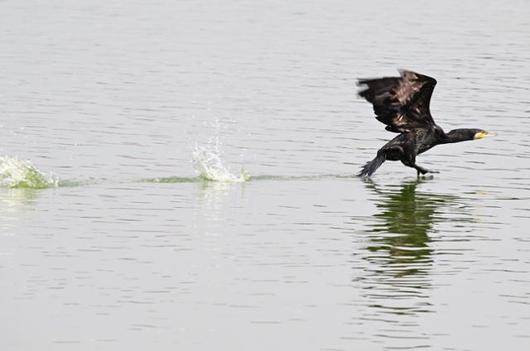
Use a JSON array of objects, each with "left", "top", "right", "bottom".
[{"left": 474, "top": 131, "right": 495, "bottom": 139}]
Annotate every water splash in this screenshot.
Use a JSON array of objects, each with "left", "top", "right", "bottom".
[
  {"left": 0, "top": 156, "right": 58, "bottom": 189},
  {"left": 192, "top": 145, "right": 249, "bottom": 183}
]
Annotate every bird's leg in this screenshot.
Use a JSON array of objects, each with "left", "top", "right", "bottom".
[
  {"left": 414, "top": 164, "right": 439, "bottom": 176},
  {"left": 400, "top": 149, "right": 439, "bottom": 176},
  {"left": 402, "top": 158, "right": 438, "bottom": 176},
  {"left": 415, "top": 165, "right": 428, "bottom": 176}
]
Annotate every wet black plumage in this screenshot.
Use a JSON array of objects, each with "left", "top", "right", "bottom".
[{"left": 357, "top": 69, "right": 492, "bottom": 177}]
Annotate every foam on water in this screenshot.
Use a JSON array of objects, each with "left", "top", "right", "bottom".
[
  {"left": 192, "top": 145, "right": 249, "bottom": 183},
  {"left": 0, "top": 156, "right": 58, "bottom": 189}
]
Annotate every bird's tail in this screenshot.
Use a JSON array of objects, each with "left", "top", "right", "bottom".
[{"left": 358, "top": 153, "right": 385, "bottom": 178}]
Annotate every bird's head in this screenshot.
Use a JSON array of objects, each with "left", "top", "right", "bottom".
[{"left": 446, "top": 128, "right": 495, "bottom": 143}]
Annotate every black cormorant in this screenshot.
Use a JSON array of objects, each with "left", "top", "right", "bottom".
[{"left": 357, "top": 69, "right": 494, "bottom": 177}]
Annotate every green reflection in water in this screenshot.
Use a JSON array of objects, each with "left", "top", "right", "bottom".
[
  {"left": 365, "top": 179, "right": 456, "bottom": 275},
  {"left": 360, "top": 178, "right": 462, "bottom": 316}
]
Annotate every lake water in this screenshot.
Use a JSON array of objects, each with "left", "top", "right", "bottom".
[{"left": 1, "top": 0, "right": 529, "bottom": 350}]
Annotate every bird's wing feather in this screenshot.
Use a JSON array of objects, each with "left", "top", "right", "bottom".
[{"left": 357, "top": 70, "right": 437, "bottom": 133}]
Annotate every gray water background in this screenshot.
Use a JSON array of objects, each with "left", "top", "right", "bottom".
[{"left": 1, "top": 0, "right": 530, "bottom": 350}]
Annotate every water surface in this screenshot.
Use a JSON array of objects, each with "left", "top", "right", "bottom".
[{"left": 1, "top": 0, "right": 529, "bottom": 350}]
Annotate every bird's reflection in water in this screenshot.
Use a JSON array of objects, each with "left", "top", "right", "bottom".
[{"left": 359, "top": 178, "right": 457, "bottom": 316}]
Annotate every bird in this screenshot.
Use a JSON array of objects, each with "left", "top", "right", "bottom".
[{"left": 357, "top": 69, "right": 494, "bottom": 178}]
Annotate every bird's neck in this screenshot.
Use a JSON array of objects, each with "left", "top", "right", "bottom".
[{"left": 444, "top": 129, "right": 477, "bottom": 144}]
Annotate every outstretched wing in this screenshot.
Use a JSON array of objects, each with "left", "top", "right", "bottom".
[{"left": 357, "top": 70, "right": 437, "bottom": 133}]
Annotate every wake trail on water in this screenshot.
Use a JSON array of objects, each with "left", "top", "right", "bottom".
[
  {"left": 145, "top": 144, "right": 355, "bottom": 184},
  {"left": 144, "top": 173, "right": 356, "bottom": 184},
  {"left": 1, "top": 149, "right": 355, "bottom": 189},
  {"left": 146, "top": 143, "right": 355, "bottom": 184}
]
